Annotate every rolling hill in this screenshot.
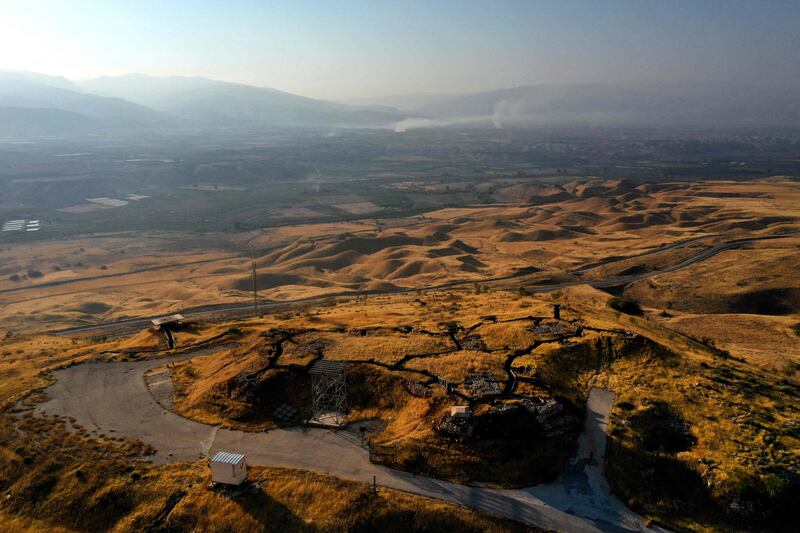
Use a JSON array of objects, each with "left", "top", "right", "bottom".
[
  {"left": 0, "top": 72, "right": 164, "bottom": 123},
  {"left": 0, "top": 71, "right": 168, "bottom": 135},
  {"left": 0, "top": 71, "right": 406, "bottom": 134},
  {"left": 79, "top": 74, "right": 405, "bottom": 127}
]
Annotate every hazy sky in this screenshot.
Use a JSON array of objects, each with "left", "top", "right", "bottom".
[{"left": 1, "top": 0, "right": 798, "bottom": 99}]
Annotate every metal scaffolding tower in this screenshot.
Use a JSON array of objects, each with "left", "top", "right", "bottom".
[{"left": 309, "top": 359, "right": 348, "bottom": 427}]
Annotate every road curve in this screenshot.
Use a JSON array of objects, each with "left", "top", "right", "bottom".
[
  {"left": 48, "top": 231, "right": 799, "bottom": 337},
  {"left": 35, "top": 349, "right": 662, "bottom": 533}
]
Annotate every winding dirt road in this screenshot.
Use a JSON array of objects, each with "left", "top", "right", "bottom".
[
  {"left": 35, "top": 347, "right": 664, "bottom": 533},
  {"left": 48, "top": 231, "right": 798, "bottom": 337}
]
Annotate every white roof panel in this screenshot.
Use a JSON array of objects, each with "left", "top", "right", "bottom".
[
  {"left": 211, "top": 451, "right": 245, "bottom": 465},
  {"left": 150, "top": 313, "right": 185, "bottom": 326}
]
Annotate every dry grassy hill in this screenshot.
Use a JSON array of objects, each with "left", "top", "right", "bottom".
[
  {"left": 150, "top": 287, "right": 798, "bottom": 532},
  {"left": 0, "top": 276, "right": 798, "bottom": 531},
  {"left": 0, "top": 177, "right": 798, "bottom": 531},
  {"left": 1, "top": 178, "right": 798, "bottom": 333},
  {"left": 623, "top": 235, "right": 800, "bottom": 371},
  {"left": 0, "top": 329, "right": 536, "bottom": 533}
]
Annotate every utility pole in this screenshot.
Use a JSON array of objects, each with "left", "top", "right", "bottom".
[{"left": 252, "top": 261, "right": 259, "bottom": 316}]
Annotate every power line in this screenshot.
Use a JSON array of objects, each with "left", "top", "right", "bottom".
[{"left": 252, "top": 261, "right": 259, "bottom": 316}]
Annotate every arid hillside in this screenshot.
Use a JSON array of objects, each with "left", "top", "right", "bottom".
[
  {"left": 0, "top": 323, "right": 536, "bottom": 533},
  {"left": 150, "top": 287, "right": 797, "bottom": 531},
  {"left": 1, "top": 177, "right": 798, "bottom": 333},
  {"left": 0, "top": 277, "right": 798, "bottom": 531},
  {"left": 622, "top": 233, "right": 800, "bottom": 371}
]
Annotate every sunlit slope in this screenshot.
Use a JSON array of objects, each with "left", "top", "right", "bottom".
[{"left": 1, "top": 178, "right": 798, "bottom": 332}]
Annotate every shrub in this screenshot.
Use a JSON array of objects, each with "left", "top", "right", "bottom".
[
  {"left": 718, "top": 468, "right": 800, "bottom": 527},
  {"left": 183, "top": 364, "right": 198, "bottom": 379},
  {"left": 627, "top": 401, "right": 695, "bottom": 453},
  {"left": 608, "top": 296, "right": 644, "bottom": 315}
]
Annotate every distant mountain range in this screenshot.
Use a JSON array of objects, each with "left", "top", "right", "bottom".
[
  {"left": 79, "top": 74, "right": 404, "bottom": 127},
  {"left": 0, "top": 71, "right": 405, "bottom": 136},
  {"left": 0, "top": 71, "right": 797, "bottom": 137},
  {"left": 0, "top": 71, "right": 166, "bottom": 135},
  {"left": 410, "top": 81, "right": 800, "bottom": 129}
]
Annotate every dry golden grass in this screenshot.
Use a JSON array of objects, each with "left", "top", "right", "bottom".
[
  {"left": 626, "top": 238, "right": 800, "bottom": 315},
  {"left": 0, "top": 334, "right": 115, "bottom": 411},
  {"left": 548, "top": 285, "right": 799, "bottom": 531},
  {"left": 664, "top": 313, "right": 799, "bottom": 370},
  {"left": 477, "top": 321, "right": 539, "bottom": 350},
  {"left": 166, "top": 293, "right": 630, "bottom": 487},
  {"left": 404, "top": 350, "right": 506, "bottom": 383},
  {"left": 0, "top": 324, "right": 534, "bottom": 532},
  {"left": 0, "top": 413, "right": 532, "bottom": 533},
  {"left": 0, "top": 280, "right": 796, "bottom": 530},
  {"left": 167, "top": 286, "right": 790, "bottom": 527},
  {"left": 3, "top": 178, "right": 798, "bottom": 333},
  {"left": 319, "top": 331, "right": 453, "bottom": 365},
  {"left": 1, "top": 176, "right": 799, "bottom": 529}
]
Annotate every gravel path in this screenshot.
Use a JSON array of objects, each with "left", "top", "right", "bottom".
[{"left": 36, "top": 350, "right": 664, "bottom": 532}]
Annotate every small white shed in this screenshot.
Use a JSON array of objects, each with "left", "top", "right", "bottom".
[
  {"left": 450, "top": 405, "right": 471, "bottom": 418},
  {"left": 210, "top": 451, "right": 247, "bottom": 485}
]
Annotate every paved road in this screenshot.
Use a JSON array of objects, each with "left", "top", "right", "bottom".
[
  {"left": 47, "top": 231, "right": 798, "bottom": 337},
  {"left": 36, "top": 350, "right": 663, "bottom": 532},
  {"left": 0, "top": 255, "right": 242, "bottom": 296}
]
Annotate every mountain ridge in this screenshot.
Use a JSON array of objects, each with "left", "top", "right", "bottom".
[{"left": 2, "top": 71, "right": 799, "bottom": 135}]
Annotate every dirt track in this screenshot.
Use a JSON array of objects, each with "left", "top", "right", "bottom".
[{"left": 35, "top": 348, "right": 664, "bottom": 533}]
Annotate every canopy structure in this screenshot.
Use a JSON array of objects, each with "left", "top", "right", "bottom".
[
  {"left": 150, "top": 313, "right": 184, "bottom": 329},
  {"left": 150, "top": 313, "right": 185, "bottom": 349}
]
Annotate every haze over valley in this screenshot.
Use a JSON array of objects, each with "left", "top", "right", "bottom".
[
  {"left": 3, "top": 71, "right": 800, "bottom": 136},
  {"left": 0, "top": 2, "right": 798, "bottom": 532}
]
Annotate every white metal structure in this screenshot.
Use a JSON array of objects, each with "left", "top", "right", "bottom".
[
  {"left": 309, "top": 359, "right": 348, "bottom": 427},
  {"left": 210, "top": 451, "right": 247, "bottom": 485},
  {"left": 150, "top": 314, "right": 185, "bottom": 328}
]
